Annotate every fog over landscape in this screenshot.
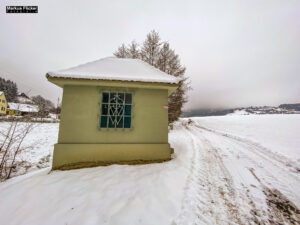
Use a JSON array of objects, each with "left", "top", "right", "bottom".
[{"left": 0, "top": 0, "right": 299, "bottom": 110}]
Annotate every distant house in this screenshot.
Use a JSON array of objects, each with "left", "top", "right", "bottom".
[
  {"left": 46, "top": 57, "right": 179, "bottom": 170},
  {"left": 0, "top": 91, "right": 7, "bottom": 115},
  {"left": 16, "top": 93, "right": 34, "bottom": 104},
  {"left": 7, "top": 102, "right": 39, "bottom": 116}
]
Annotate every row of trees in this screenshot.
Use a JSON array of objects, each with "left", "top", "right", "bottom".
[
  {"left": 0, "top": 77, "right": 60, "bottom": 116},
  {"left": 114, "top": 30, "right": 190, "bottom": 123}
]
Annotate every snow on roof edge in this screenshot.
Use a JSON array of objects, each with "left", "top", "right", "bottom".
[
  {"left": 46, "top": 57, "right": 181, "bottom": 85},
  {"left": 47, "top": 72, "right": 180, "bottom": 84}
]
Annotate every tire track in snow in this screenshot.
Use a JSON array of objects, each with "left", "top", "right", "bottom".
[
  {"left": 173, "top": 127, "right": 211, "bottom": 225},
  {"left": 193, "top": 122, "right": 300, "bottom": 175},
  {"left": 249, "top": 168, "right": 300, "bottom": 224},
  {"left": 193, "top": 123, "right": 300, "bottom": 206},
  {"left": 189, "top": 125, "right": 264, "bottom": 225},
  {"left": 196, "top": 134, "right": 243, "bottom": 225},
  {"left": 173, "top": 125, "right": 247, "bottom": 225},
  {"left": 191, "top": 121, "right": 300, "bottom": 214}
]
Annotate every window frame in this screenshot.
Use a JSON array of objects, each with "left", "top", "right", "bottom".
[{"left": 98, "top": 90, "right": 134, "bottom": 130}]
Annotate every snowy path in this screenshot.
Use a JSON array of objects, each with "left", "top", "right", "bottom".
[{"left": 174, "top": 119, "right": 300, "bottom": 225}]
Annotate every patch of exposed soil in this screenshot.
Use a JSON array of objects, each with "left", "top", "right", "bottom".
[
  {"left": 264, "top": 187, "right": 300, "bottom": 225},
  {"left": 249, "top": 168, "right": 300, "bottom": 225}
]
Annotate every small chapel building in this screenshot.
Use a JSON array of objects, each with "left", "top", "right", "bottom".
[{"left": 46, "top": 57, "right": 179, "bottom": 170}]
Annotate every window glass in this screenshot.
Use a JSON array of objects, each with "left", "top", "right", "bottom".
[
  {"left": 102, "top": 93, "right": 109, "bottom": 103},
  {"left": 125, "top": 105, "right": 131, "bottom": 116},
  {"left": 100, "top": 116, "right": 107, "bottom": 127},
  {"left": 100, "top": 92, "right": 132, "bottom": 129},
  {"left": 101, "top": 104, "right": 108, "bottom": 115},
  {"left": 116, "top": 116, "right": 123, "bottom": 128},
  {"left": 124, "top": 117, "right": 131, "bottom": 128},
  {"left": 108, "top": 116, "right": 116, "bottom": 128}
]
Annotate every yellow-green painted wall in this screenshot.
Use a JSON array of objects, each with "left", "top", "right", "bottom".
[
  {"left": 0, "top": 93, "right": 7, "bottom": 115},
  {"left": 49, "top": 78, "right": 176, "bottom": 169},
  {"left": 58, "top": 85, "right": 168, "bottom": 143}
]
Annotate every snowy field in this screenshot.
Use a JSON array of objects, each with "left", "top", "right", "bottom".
[
  {"left": 0, "top": 123, "right": 58, "bottom": 177},
  {"left": 0, "top": 115, "right": 299, "bottom": 225}
]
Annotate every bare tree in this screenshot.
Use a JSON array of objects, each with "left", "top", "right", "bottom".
[
  {"left": 0, "top": 116, "right": 35, "bottom": 181},
  {"left": 56, "top": 97, "right": 60, "bottom": 119},
  {"left": 140, "top": 30, "right": 161, "bottom": 66},
  {"left": 31, "top": 95, "right": 55, "bottom": 118},
  {"left": 114, "top": 30, "right": 190, "bottom": 123},
  {"left": 114, "top": 44, "right": 129, "bottom": 58},
  {"left": 128, "top": 41, "right": 140, "bottom": 59}
]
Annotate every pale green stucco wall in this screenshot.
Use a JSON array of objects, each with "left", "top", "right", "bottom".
[
  {"left": 50, "top": 79, "right": 175, "bottom": 169},
  {"left": 58, "top": 86, "right": 169, "bottom": 143}
]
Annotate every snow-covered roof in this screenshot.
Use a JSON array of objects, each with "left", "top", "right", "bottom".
[
  {"left": 8, "top": 103, "right": 39, "bottom": 112},
  {"left": 47, "top": 57, "right": 180, "bottom": 84}
]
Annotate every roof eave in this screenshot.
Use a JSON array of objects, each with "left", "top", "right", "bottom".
[{"left": 46, "top": 74, "right": 179, "bottom": 96}]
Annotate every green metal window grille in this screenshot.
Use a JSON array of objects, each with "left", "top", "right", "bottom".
[{"left": 100, "top": 92, "right": 132, "bottom": 129}]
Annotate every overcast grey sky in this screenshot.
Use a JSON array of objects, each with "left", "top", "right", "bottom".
[{"left": 1, "top": 0, "right": 299, "bottom": 110}]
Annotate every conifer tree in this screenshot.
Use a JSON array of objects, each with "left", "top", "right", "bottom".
[
  {"left": 156, "top": 43, "right": 187, "bottom": 123},
  {"left": 114, "top": 30, "right": 189, "bottom": 123},
  {"left": 0, "top": 77, "right": 18, "bottom": 102}
]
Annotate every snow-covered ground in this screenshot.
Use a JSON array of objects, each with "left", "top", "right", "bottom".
[
  {"left": 0, "top": 122, "right": 58, "bottom": 176},
  {"left": 194, "top": 114, "right": 300, "bottom": 163},
  {"left": 0, "top": 115, "right": 299, "bottom": 225}
]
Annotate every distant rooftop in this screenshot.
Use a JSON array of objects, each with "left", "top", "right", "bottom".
[
  {"left": 8, "top": 103, "right": 39, "bottom": 113},
  {"left": 47, "top": 57, "right": 180, "bottom": 84}
]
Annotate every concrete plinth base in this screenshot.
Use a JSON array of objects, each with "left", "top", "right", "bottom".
[{"left": 52, "top": 143, "right": 173, "bottom": 170}]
